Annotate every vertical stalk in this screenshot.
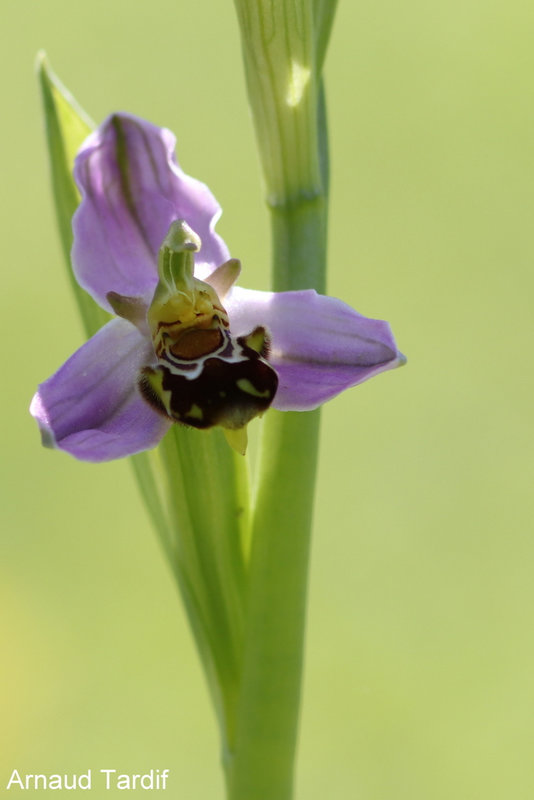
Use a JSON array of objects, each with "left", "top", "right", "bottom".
[
  {"left": 228, "top": 5, "right": 332, "bottom": 791},
  {"left": 227, "top": 407, "right": 321, "bottom": 800},
  {"left": 226, "top": 193, "right": 326, "bottom": 797}
]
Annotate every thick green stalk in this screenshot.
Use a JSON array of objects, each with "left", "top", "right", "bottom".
[
  {"left": 227, "top": 408, "right": 320, "bottom": 800},
  {"left": 226, "top": 192, "right": 325, "bottom": 795},
  {"left": 270, "top": 194, "right": 327, "bottom": 293},
  {"left": 229, "top": 1, "right": 336, "bottom": 794}
]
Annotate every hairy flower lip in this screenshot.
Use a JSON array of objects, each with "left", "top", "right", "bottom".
[{"left": 31, "top": 112, "right": 404, "bottom": 462}]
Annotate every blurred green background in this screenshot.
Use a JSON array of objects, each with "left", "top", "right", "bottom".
[{"left": 2, "top": 0, "right": 533, "bottom": 797}]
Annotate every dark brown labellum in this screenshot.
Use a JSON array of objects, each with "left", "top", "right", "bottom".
[{"left": 138, "top": 326, "right": 278, "bottom": 431}]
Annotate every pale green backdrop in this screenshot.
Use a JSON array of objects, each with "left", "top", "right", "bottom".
[{"left": 2, "top": 0, "right": 533, "bottom": 797}]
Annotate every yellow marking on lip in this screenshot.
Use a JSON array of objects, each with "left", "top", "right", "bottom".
[
  {"left": 186, "top": 404, "right": 204, "bottom": 421},
  {"left": 241, "top": 326, "right": 269, "bottom": 356},
  {"left": 236, "top": 378, "right": 271, "bottom": 399},
  {"left": 138, "top": 367, "right": 173, "bottom": 417}
]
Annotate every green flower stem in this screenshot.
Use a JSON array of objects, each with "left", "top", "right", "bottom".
[
  {"left": 230, "top": 2, "right": 337, "bottom": 796},
  {"left": 227, "top": 408, "right": 320, "bottom": 800},
  {"left": 226, "top": 193, "right": 325, "bottom": 797},
  {"left": 270, "top": 194, "right": 327, "bottom": 293}
]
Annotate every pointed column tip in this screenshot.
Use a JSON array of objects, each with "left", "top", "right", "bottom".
[{"left": 163, "top": 219, "right": 201, "bottom": 254}]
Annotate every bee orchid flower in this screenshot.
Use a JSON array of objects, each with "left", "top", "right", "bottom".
[{"left": 31, "top": 113, "right": 404, "bottom": 462}]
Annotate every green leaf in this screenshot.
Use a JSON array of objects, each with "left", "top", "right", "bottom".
[
  {"left": 314, "top": 0, "right": 339, "bottom": 73},
  {"left": 158, "top": 425, "right": 250, "bottom": 759},
  {"left": 37, "top": 54, "right": 251, "bottom": 763},
  {"left": 37, "top": 52, "right": 109, "bottom": 337}
]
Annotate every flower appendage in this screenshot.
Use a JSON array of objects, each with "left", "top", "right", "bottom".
[{"left": 31, "top": 113, "right": 404, "bottom": 462}]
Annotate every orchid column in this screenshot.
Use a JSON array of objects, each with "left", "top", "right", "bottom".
[{"left": 229, "top": 3, "right": 337, "bottom": 799}]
